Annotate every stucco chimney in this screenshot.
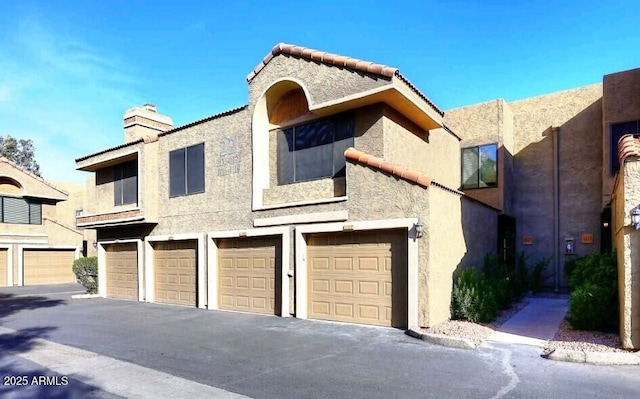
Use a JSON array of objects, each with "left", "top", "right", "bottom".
[{"left": 123, "top": 104, "right": 173, "bottom": 143}]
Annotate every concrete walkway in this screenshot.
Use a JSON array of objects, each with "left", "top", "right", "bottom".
[
  {"left": 0, "top": 326, "right": 251, "bottom": 399},
  {"left": 487, "top": 297, "right": 569, "bottom": 347}
]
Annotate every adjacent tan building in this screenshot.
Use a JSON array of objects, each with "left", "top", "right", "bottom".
[
  {"left": 0, "top": 157, "right": 94, "bottom": 287},
  {"left": 445, "top": 68, "right": 640, "bottom": 349}
]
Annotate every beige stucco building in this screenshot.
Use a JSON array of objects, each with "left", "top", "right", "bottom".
[
  {"left": 0, "top": 157, "right": 95, "bottom": 287},
  {"left": 74, "top": 43, "right": 640, "bottom": 348},
  {"left": 75, "top": 44, "right": 497, "bottom": 330}
]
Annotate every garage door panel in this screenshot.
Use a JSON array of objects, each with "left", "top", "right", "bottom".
[
  {"left": 335, "top": 258, "right": 353, "bottom": 270},
  {"left": 358, "top": 281, "right": 379, "bottom": 295},
  {"left": 312, "top": 258, "right": 329, "bottom": 271},
  {"left": 218, "top": 237, "right": 279, "bottom": 315},
  {"left": 154, "top": 240, "right": 197, "bottom": 307},
  {"left": 0, "top": 249, "right": 7, "bottom": 287},
  {"left": 24, "top": 250, "right": 76, "bottom": 286},
  {"left": 307, "top": 231, "right": 407, "bottom": 328}
]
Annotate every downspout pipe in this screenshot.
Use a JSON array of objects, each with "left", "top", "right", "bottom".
[{"left": 553, "top": 126, "right": 560, "bottom": 293}]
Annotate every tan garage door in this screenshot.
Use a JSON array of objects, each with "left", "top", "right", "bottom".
[
  {"left": 218, "top": 237, "right": 280, "bottom": 315},
  {"left": 154, "top": 240, "right": 197, "bottom": 306},
  {"left": 307, "top": 230, "right": 407, "bottom": 328},
  {"left": 106, "top": 243, "right": 138, "bottom": 300},
  {"left": 0, "top": 249, "right": 7, "bottom": 287},
  {"left": 23, "top": 249, "right": 76, "bottom": 285}
]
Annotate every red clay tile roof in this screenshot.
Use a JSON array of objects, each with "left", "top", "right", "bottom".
[
  {"left": 247, "top": 43, "right": 398, "bottom": 83},
  {"left": 344, "top": 148, "right": 434, "bottom": 189},
  {"left": 618, "top": 134, "right": 640, "bottom": 164},
  {"left": 247, "top": 43, "right": 444, "bottom": 116}
]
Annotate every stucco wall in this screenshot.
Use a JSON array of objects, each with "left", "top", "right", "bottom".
[
  {"left": 509, "top": 84, "right": 603, "bottom": 287},
  {"left": 154, "top": 109, "right": 253, "bottom": 234},
  {"left": 0, "top": 161, "right": 67, "bottom": 201},
  {"left": 79, "top": 145, "right": 142, "bottom": 216},
  {"left": 384, "top": 106, "right": 460, "bottom": 188},
  {"left": 51, "top": 180, "right": 96, "bottom": 256},
  {"left": 345, "top": 161, "right": 430, "bottom": 326},
  {"left": 444, "top": 99, "right": 514, "bottom": 213},
  {"left": 426, "top": 188, "right": 498, "bottom": 326},
  {"left": 616, "top": 160, "right": 640, "bottom": 348},
  {"left": 248, "top": 54, "right": 392, "bottom": 113},
  {"left": 602, "top": 68, "right": 640, "bottom": 207}
]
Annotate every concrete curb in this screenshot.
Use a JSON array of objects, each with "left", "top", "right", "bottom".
[
  {"left": 407, "top": 328, "right": 477, "bottom": 350},
  {"left": 71, "top": 293, "right": 100, "bottom": 299},
  {"left": 543, "top": 349, "right": 640, "bottom": 365}
]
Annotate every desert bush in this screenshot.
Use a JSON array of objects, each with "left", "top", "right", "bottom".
[
  {"left": 452, "top": 267, "right": 498, "bottom": 323},
  {"left": 568, "top": 283, "right": 617, "bottom": 331},
  {"left": 566, "top": 252, "right": 617, "bottom": 289},
  {"left": 72, "top": 256, "right": 98, "bottom": 294},
  {"left": 566, "top": 253, "right": 617, "bottom": 331},
  {"left": 482, "top": 254, "right": 513, "bottom": 310}
]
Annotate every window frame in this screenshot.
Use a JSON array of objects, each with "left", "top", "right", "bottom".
[
  {"left": 461, "top": 143, "right": 499, "bottom": 189},
  {"left": 276, "top": 113, "right": 354, "bottom": 185},
  {"left": 113, "top": 160, "right": 138, "bottom": 207},
  {"left": 169, "top": 142, "right": 205, "bottom": 198},
  {"left": 0, "top": 195, "right": 42, "bottom": 225}
]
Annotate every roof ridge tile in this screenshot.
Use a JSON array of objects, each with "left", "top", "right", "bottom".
[{"left": 344, "top": 147, "right": 433, "bottom": 189}]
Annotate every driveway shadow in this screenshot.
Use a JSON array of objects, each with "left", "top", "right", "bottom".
[
  {"left": 0, "top": 293, "right": 67, "bottom": 320},
  {"left": 0, "top": 295, "right": 115, "bottom": 398}
]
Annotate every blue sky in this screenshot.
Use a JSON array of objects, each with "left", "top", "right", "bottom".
[{"left": 1, "top": 1, "right": 639, "bottom": 183}]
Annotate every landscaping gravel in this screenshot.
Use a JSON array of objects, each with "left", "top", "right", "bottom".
[{"left": 421, "top": 295, "right": 637, "bottom": 354}]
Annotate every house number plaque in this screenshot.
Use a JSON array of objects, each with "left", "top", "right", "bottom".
[{"left": 217, "top": 136, "right": 240, "bottom": 176}]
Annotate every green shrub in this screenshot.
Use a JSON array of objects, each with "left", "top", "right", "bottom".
[
  {"left": 452, "top": 267, "right": 498, "bottom": 323},
  {"left": 529, "top": 257, "right": 551, "bottom": 293},
  {"left": 514, "top": 252, "right": 530, "bottom": 296},
  {"left": 566, "top": 252, "right": 618, "bottom": 331},
  {"left": 452, "top": 268, "right": 477, "bottom": 320},
  {"left": 566, "top": 252, "right": 617, "bottom": 289},
  {"left": 72, "top": 257, "right": 98, "bottom": 294},
  {"left": 568, "top": 283, "right": 617, "bottom": 331}
]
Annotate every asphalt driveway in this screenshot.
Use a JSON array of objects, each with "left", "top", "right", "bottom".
[{"left": 1, "top": 285, "right": 639, "bottom": 399}]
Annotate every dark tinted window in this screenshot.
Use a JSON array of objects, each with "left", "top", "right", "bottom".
[
  {"left": 170, "top": 143, "right": 205, "bottom": 197},
  {"left": 114, "top": 160, "right": 137, "bottom": 206},
  {"left": 187, "top": 144, "right": 205, "bottom": 194},
  {"left": 462, "top": 144, "right": 498, "bottom": 189},
  {"left": 277, "top": 113, "right": 354, "bottom": 184}
]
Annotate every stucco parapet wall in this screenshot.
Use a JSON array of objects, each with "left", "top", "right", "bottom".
[
  {"left": 76, "top": 209, "right": 145, "bottom": 228},
  {"left": 344, "top": 147, "right": 461, "bottom": 193},
  {"left": 0, "top": 157, "right": 68, "bottom": 201},
  {"left": 158, "top": 105, "right": 247, "bottom": 138},
  {"left": 76, "top": 106, "right": 248, "bottom": 165}
]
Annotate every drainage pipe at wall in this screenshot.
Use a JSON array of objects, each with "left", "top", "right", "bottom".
[{"left": 553, "top": 126, "right": 560, "bottom": 293}]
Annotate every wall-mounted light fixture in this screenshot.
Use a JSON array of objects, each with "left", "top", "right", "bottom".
[
  {"left": 415, "top": 221, "right": 424, "bottom": 239},
  {"left": 631, "top": 206, "right": 640, "bottom": 230},
  {"left": 92, "top": 241, "right": 98, "bottom": 249}
]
